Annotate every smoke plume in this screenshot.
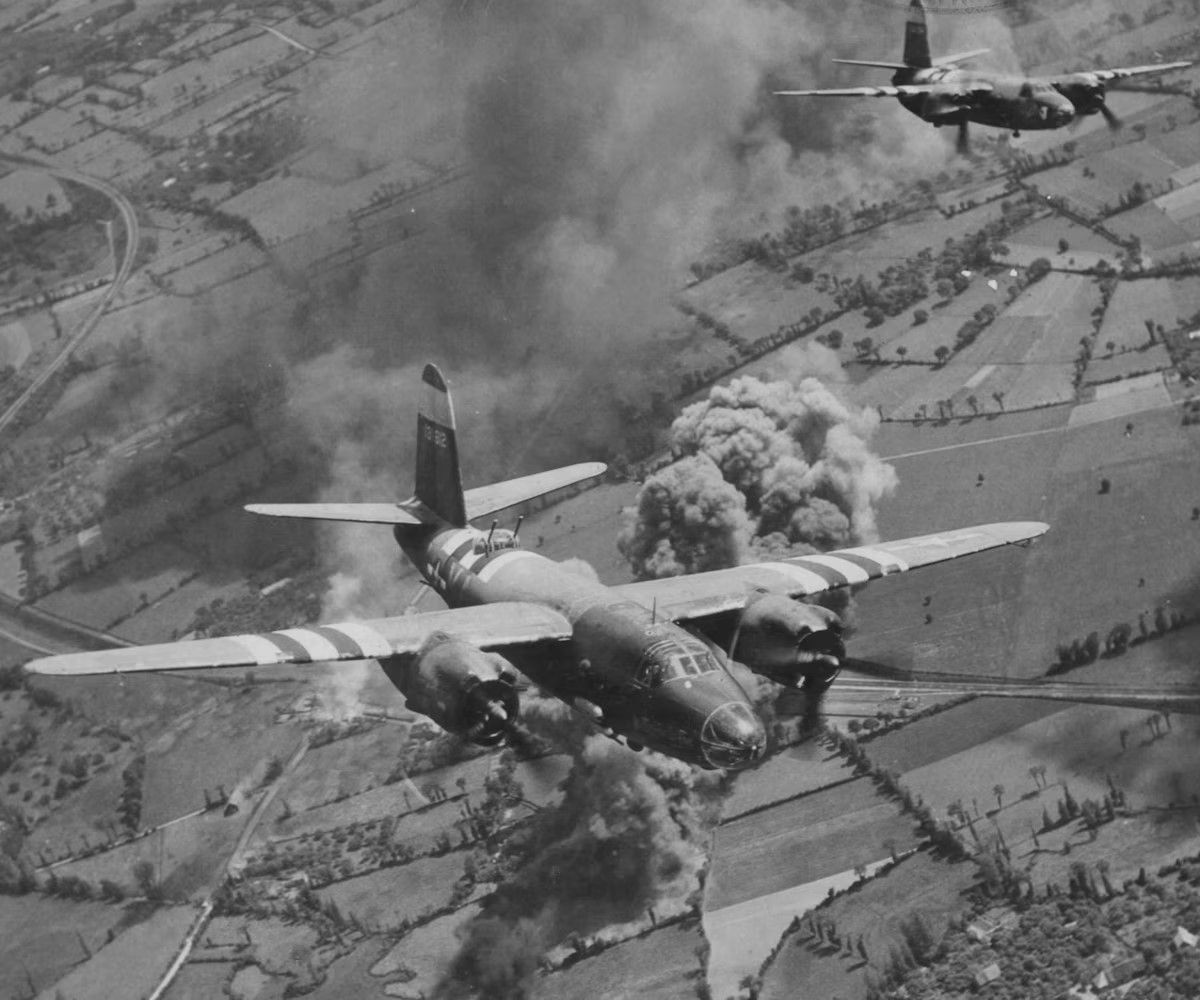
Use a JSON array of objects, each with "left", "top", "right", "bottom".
[
  {"left": 438, "top": 737, "right": 721, "bottom": 999},
  {"left": 620, "top": 372, "right": 897, "bottom": 579}
]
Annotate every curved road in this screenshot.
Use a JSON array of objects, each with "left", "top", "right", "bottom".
[{"left": 0, "top": 155, "right": 140, "bottom": 436}]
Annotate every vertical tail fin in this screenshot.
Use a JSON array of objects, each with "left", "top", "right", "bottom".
[
  {"left": 903, "top": 0, "right": 932, "bottom": 69},
  {"left": 415, "top": 364, "right": 467, "bottom": 527}
]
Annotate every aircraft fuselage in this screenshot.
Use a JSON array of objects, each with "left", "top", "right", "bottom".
[
  {"left": 893, "top": 66, "right": 1075, "bottom": 132},
  {"left": 396, "top": 522, "right": 767, "bottom": 769}
]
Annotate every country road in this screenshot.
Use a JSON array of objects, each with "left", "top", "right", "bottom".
[{"left": 0, "top": 155, "right": 140, "bottom": 436}]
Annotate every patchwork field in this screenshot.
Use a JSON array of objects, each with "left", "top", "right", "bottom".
[
  {"left": 706, "top": 777, "right": 918, "bottom": 912},
  {"left": 531, "top": 920, "right": 707, "bottom": 1000},
  {"left": 316, "top": 851, "right": 468, "bottom": 930}
]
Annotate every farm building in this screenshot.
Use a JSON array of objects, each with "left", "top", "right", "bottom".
[{"left": 1172, "top": 925, "right": 1198, "bottom": 949}]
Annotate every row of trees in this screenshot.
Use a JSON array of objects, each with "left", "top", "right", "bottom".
[{"left": 1051, "top": 601, "right": 1192, "bottom": 674}]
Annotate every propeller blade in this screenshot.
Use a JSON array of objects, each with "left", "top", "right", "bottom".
[
  {"left": 1099, "top": 101, "right": 1122, "bottom": 130},
  {"left": 956, "top": 120, "right": 970, "bottom": 156}
]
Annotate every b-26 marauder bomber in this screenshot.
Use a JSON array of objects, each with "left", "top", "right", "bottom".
[
  {"left": 26, "top": 366, "right": 1200, "bottom": 768},
  {"left": 776, "top": 0, "right": 1191, "bottom": 153}
]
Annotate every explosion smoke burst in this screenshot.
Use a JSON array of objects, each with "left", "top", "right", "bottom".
[{"left": 620, "top": 373, "right": 897, "bottom": 580}]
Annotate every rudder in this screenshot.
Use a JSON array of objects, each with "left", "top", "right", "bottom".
[
  {"left": 903, "top": 0, "right": 932, "bottom": 69},
  {"left": 415, "top": 364, "right": 467, "bottom": 527}
]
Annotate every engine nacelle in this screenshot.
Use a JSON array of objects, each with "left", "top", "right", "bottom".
[
  {"left": 380, "top": 632, "right": 519, "bottom": 746},
  {"left": 1054, "top": 74, "right": 1104, "bottom": 115},
  {"left": 734, "top": 594, "right": 845, "bottom": 691}
]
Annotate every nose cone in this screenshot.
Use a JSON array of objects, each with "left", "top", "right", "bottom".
[
  {"left": 701, "top": 701, "right": 767, "bottom": 769},
  {"left": 1050, "top": 97, "right": 1074, "bottom": 126}
]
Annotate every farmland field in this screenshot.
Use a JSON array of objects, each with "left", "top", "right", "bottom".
[
  {"left": 316, "top": 851, "right": 468, "bottom": 929},
  {"left": 1085, "top": 344, "right": 1172, "bottom": 384},
  {"left": 1105, "top": 202, "right": 1196, "bottom": 251},
  {"left": 706, "top": 777, "right": 918, "bottom": 911},
  {"left": 722, "top": 741, "right": 856, "bottom": 820},
  {"left": 1098, "top": 279, "right": 1184, "bottom": 354},
  {"left": 531, "top": 920, "right": 706, "bottom": 1000},
  {"left": 369, "top": 902, "right": 482, "bottom": 995},
  {"left": 0, "top": 894, "right": 129, "bottom": 997},
  {"left": 758, "top": 850, "right": 978, "bottom": 1000},
  {"left": 35, "top": 904, "right": 198, "bottom": 1000}
]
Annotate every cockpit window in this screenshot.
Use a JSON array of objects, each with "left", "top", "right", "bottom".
[{"left": 636, "top": 643, "right": 717, "bottom": 687}]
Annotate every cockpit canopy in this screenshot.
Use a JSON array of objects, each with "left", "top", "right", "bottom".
[{"left": 636, "top": 638, "right": 719, "bottom": 688}]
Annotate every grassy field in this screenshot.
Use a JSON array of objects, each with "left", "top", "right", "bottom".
[
  {"left": 722, "top": 741, "right": 856, "bottom": 820},
  {"left": 0, "top": 894, "right": 129, "bottom": 999},
  {"left": 706, "top": 777, "right": 918, "bottom": 911},
  {"left": 1106, "top": 202, "right": 1196, "bottom": 251},
  {"left": 316, "top": 851, "right": 467, "bottom": 930},
  {"left": 52, "top": 807, "right": 245, "bottom": 898},
  {"left": 161, "top": 959, "right": 233, "bottom": 1000},
  {"left": 758, "top": 849, "right": 978, "bottom": 1000},
  {"left": 1085, "top": 343, "right": 1173, "bottom": 384},
  {"left": 265, "top": 754, "right": 495, "bottom": 843},
  {"left": 1010, "top": 215, "right": 1123, "bottom": 255},
  {"left": 531, "top": 920, "right": 706, "bottom": 1000},
  {"left": 1098, "top": 279, "right": 1186, "bottom": 355},
  {"left": 36, "top": 903, "right": 198, "bottom": 1000},
  {"left": 140, "top": 686, "right": 303, "bottom": 827},
  {"left": 369, "top": 902, "right": 482, "bottom": 995}
]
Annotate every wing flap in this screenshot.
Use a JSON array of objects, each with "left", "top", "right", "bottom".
[
  {"left": 464, "top": 462, "right": 607, "bottom": 522},
  {"left": 614, "top": 522, "right": 1048, "bottom": 623},
  {"left": 25, "top": 602, "right": 574, "bottom": 676}
]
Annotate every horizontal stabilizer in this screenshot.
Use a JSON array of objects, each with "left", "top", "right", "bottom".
[
  {"left": 246, "top": 502, "right": 427, "bottom": 525},
  {"left": 465, "top": 462, "right": 607, "bottom": 521},
  {"left": 934, "top": 48, "right": 989, "bottom": 66},
  {"left": 832, "top": 58, "right": 911, "bottom": 70}
]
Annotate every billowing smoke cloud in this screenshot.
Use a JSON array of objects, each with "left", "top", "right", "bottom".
[
  {"left": 438, "top": 737, "right": 720, "bottom": 999},
  {"left": 620, "top": 372, "right": 897, "bottom": 579}
]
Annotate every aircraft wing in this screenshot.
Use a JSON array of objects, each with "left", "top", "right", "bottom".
[
  {"left": 613, "top": 522, "right": 1047, "bottom": 623},
  {"left": 24, "top": 602, "right": 573, "bottom": 676},
  {"left": 1087, "top": 61, "right": 1191, "bottom": 82},
  {"left": 774, "top": 82, "right": 993, "bottom": 98},
  {"left": 465, "top": 462, "right": 607, "bottom": 522}
]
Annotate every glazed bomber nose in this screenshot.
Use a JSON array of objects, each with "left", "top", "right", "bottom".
[{"left": 701, "top": 701, "right": 767, "bottom": 769}]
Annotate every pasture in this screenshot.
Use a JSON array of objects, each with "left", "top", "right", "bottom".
[
  {"left": 369, "top": 902, "right": 482, "bottom": 996},
  {"left": 706, "top": 777, "right": 918, "bottom": 912},
  {"left": 0, "top": 894, "right": 128, "bottom": 998},
  {"left": 33, "top": 904, "right": 198, "bottom": 1000},
  {"left": 316, "top": 851, "right": 468, "bottom": 930},
  {"left": 1097, "top": 278, "right": 1192, "bottom": 355},
  {"left": 722, "top": 741, "right": 856, "bottom": 820},
  {"left": 532, "top": 920, "right": 706, "bottom": 1000},
  {"left": 758, "top": 850, "right": 977, "bottom": 1000}
]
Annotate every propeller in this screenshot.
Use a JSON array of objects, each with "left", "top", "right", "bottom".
[{"left": 1098, "top": 99, "right": 1122, "bottom": 130}]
